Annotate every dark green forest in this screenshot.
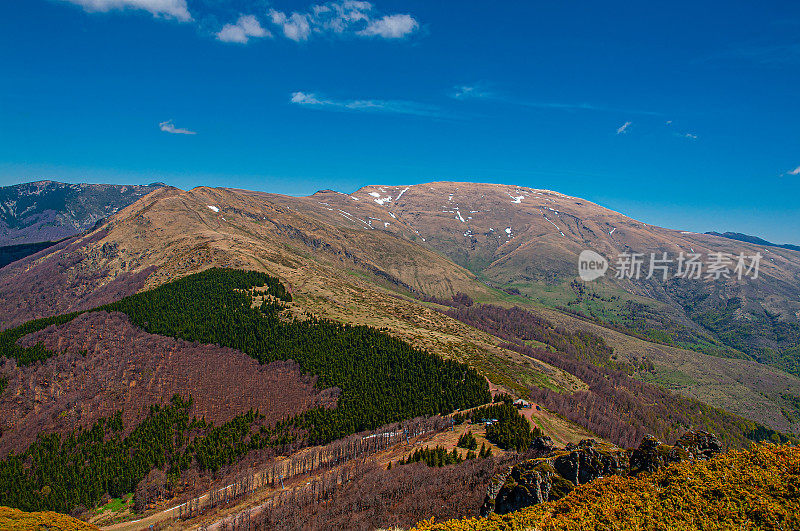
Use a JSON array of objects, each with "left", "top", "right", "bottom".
[
  {"left": 0, "top": 268, "right": 490, "bottom": 513},
  {"left": 102, "top": 268, "right": 490, "bottom": 443},
  {"left": 0, "top": 395, "right": 300, "bottom": 513}
]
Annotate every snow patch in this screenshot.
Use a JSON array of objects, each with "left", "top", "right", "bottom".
[
  {"left": 455, "top": 209, "right": 465, "bottom": 222},
  {"left": 369, "top": 191, "right": 393, "bottom": 205},
  {"left": 609, "top": 228, "right": 616, "bottom": 235},
  {"left": 207, "top": 205, "right": 219, "bottom": 213},
  {"left": 395, "top": 186, "right": 410, "bottom": 202},
  {"left": 507, "top": 192, "right": 525, "bottom": 204},
  {"left": 540, "top": 211, "right": 565, "bottom": 236}
]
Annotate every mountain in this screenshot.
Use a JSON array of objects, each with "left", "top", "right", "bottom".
[
  {"left": 0, "top": 180, "right": 798, "bottom": 527},
  {"left": 705, "top": 231, "right": 800, "bottom": 252},
  {"left": 0, "top": 180, "right": 162, "bottom": 246},
  {"left": 272, "top": 182, "right": 800, "bottom": 373},
  {"left": 0, "top": 182, "right": 798, "bottom": 433}
]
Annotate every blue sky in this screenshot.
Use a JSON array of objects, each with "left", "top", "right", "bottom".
[{"left": 2, "top": 1, "right": 799, "bottom": 243}]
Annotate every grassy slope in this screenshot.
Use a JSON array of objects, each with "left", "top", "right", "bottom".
[
  {"left": 414, "top": 443, "right": 800, "bottom": 531},
  {"left": 534, "top": 304, "right": 800, "bottom": 435}
]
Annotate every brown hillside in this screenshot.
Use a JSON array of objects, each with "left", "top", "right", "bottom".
[{"left": 0, "top": 311, "right": 336, "bottom": 457}]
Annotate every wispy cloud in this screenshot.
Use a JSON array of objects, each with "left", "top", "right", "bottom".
[
  {"left": 216, "top": 15, "right": 271, "bottom": 43},
  {"left": 159, "top": 120, "right": 196, "bottom": 135},
  {"left": 681, "top": 132, "right": 698, "bottom": 140},
  {"left": 449, "top": 84, "right": 659, "bottom": 116},
  {"left": 786, "top": 165, "right": 800, "bottom": 176},
  {"left": 616, "top": 121, "right": 632, "bottom": 135},
  {"left": 290, "top": 91, "right": 441, "bottom": 117},
  {"left": 267, "top": 1, "right": 418, "bottom": 42},
  {"left": 451, "top": 84, "right": 493, "bottom": 100},
  {"left": 60, "top": 0, "right": 191, "bottom": 21}
]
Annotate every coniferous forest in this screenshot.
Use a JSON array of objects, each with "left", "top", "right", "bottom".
[{"left": 0, "top": 268, "right": 490, "bottom": 514}]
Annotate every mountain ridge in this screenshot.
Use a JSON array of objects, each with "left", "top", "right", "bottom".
[
  {"left": 0, "top": 180, "right": 162, "bottom": 246},
  {"left": 0, "top": 181, "right": 798, "bottom": 436}
]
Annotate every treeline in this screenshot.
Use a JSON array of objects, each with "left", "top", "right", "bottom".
[
  {"left": 226, "top": 456, "right": 508, "bottom": 531},
  {"left": 0, "top": 395, "right": 193, "bottom": 513},
  {"left": 148, "top": 416, "right": 453, "bottom": 520},
  {"left": 421, "top": 292, "right": 474, "bottom": 308},
  {"left": 0, "top": 310, "right": 83, "bottom": 366},
  {"left": 444, "top": 304, "right": 624, "bottom": 371},
  {"left": 190, "top": 413, "right": 299, "bottom": 473},
  {"left": 103, "top": 268, "right": 490, "bottom": 443},
  {"left": 443, "top": 304, "right": 794, "bottom": 448},
  {"left": 398, "top": 446, "right": 477, "bottom": 467},
  {"left": 0, "top": 395, "right": 299, "bottom": 514}
]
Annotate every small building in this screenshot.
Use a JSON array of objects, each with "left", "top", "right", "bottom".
[{"left": 513, "top": 398, "right": 531, "bottom": 409}]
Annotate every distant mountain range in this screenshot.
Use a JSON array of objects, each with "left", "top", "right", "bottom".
[
  {"left": 0, "top": 180, "right": 162, "bottom": 246},
  {"left": 0, "top": 180, "right": 797, "bottom": 435},
  {"left": 1, "top": 179, "right": 798, "bottom": 528},
  {"left": 705, "top": 231, "right": 800, "bottom": 252}
]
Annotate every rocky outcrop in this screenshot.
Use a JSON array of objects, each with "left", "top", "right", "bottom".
[{"left": 483, "top": 431, "right": 722, "bottom": 515}]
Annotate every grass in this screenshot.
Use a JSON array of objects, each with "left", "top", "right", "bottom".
[
  {"left": 94, "top": 494, "right": 132, "bottom": 515},
  {"left": 639, "top": 368, "right": 698, "bottom": 390}
]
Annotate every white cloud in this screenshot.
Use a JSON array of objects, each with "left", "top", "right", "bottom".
[
  {"left": 291, "top": 92, "right": 326, "bottom": 105},
  {"left": 787, "top": 166, "right": 800, "bottom": 176},
  {"left": 217, "top": 15, "right": 271, "bottom": 43},
  {"left": 682, "top": 132, "right": 698, "bottom": 140},
  {"left": 159, "top": 120, "right": 196, "bottom": 135},
  {"left": 665, "top": 120, "right": 673, "bottom": 125},
  {"left": 290, "top": 91, "right": 441, "bottom": 117},
  {"left": 357, "top": 14, "right": 418, "bottom": 38},
  {"left": 61, "top": 0, "right": 191, "bottom": 21},
  {"left": 268, "top": 2, "right": 418, "bottom": 41},
  {"left": 269, "top": 10, "right": 312, "bottom": 41},
  {"left": 451, "top": 84, "right": 492, "bottom": 100},
  {"left": 616, "top": 121, "right": 632, "bottom": 134}
]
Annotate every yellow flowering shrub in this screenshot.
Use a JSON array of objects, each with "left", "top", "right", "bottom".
[
  {"left": 0, "top": 506, "right": 99, "bottom": 530},
  {"left": 414, "top": 444, "right": 800, "bottom": 531}
]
